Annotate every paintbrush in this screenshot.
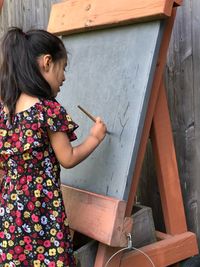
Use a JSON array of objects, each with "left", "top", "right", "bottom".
[{"left": 77, "top": 105, "right": 110, "bottom": 134}]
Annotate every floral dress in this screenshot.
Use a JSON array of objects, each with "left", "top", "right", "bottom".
[{"left": 0, "top": 98, "right": 78, "bottom": 267}]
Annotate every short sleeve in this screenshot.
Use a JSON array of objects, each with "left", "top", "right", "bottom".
[{"left": 43, "top": 99, "right": 78, "bottom": 142}]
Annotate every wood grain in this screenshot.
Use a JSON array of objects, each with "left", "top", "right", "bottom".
[
  {"left": 151, "top": 83, "right": 187, "bottom": 234},
  {"left": 48, "top": 0, "right": 177, "bottom": 35},
  {"left": 61, "top": 185, "right": 132, "bottom": 247},
  {"left": 121, "top": 232, "right": 198, "bottom": 267}
]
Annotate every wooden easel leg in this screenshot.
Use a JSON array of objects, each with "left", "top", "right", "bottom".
[
  {"left": 94, "top": 243, "right": 121, "bottom": 267},
  {"left": 125, "top": 8, "right": 177, "bottom": 217},
  {"left": 150, "top": 82, "right": 187, "bottom": 235}
]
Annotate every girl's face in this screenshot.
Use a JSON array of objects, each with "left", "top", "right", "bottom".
[{"left": 38, "top": 55, "right": 67, "bottom": 97}]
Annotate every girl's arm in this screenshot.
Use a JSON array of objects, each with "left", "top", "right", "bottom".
[{"left": 48, "top": 117, "right": 107, "bottom": 168}]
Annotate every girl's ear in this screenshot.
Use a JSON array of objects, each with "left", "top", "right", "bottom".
[
  {"left": 43, "top": 55, "right": 52, "bottom": 72},
  {"left": 38, "top": 54, "right": 53, "bottom": 73},
  {"left": 43, "top": 54, "right": 53, "bottom": 72}
]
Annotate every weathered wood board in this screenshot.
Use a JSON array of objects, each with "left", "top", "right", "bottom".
[
  {"left": 57, "top": 21, "right": 164, "bottom": 200},
  {"left": 0, "top": 0, "right": 60, "bottom": 38}
]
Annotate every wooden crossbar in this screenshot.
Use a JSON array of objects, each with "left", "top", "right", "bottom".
[
  {"left": 120, "top": 232, "right": 198, "bottom": 267},
  {"left": 61, "top": 185, "right": 133, "bottom": 247},
  {"left": 48, "top": 0, "right": 179, "bottom": 35}
]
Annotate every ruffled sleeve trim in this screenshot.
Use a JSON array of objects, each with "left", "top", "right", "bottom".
[{"left": 42, "top": 99, "right": 79, "bottom": 142}]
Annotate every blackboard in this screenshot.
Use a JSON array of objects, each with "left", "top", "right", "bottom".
[{"left": 57, "top": 21, "right": 164, "bottom": 200}]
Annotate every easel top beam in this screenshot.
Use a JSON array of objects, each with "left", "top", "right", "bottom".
[{"left": 48, "top": 0, "right": 182, "bottom": 35}]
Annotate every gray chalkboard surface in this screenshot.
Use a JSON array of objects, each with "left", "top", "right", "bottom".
[{"left": 57, "top": 21, "right": 164, "bottom": 200}]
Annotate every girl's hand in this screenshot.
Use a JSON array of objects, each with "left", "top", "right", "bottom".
[{"left": 90, "top": 117, "right": 107, "bottom": 143}]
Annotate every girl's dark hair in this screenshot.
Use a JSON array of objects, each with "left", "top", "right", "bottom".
[{"left": 0, "top": 27, "right": 67, "bottom": 120}]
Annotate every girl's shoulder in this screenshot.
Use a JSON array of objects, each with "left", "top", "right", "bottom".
[
  {"left": 15, "top": 94, "right": 40, "bottom": 114},
  {"left": 16, "top": 95, "right": 63, "bottom": 115},
  {"left": 40, "top": 98, "right": 66, "bottom": 117},
  {"left": 39, "top": 98, "right": 78, "bottom": 141}
]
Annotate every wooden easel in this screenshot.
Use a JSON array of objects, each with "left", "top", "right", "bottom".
[{"left": 48, "top": 1, "right": 199, "bottom": 266}]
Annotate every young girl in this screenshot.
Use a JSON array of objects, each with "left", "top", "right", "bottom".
[{"left": 0, "top": 27, "right": 106, "bottom": 267}]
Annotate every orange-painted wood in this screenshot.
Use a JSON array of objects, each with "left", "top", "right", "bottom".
[
  {"left": 125, "top": 8, "right": 177, "bottom": 217},
  {"left": 61, "top": 185, "right": 132, "bottom": 247},
  {"left": 48, "top": 0, "right": 177, "bottom": 35},
  {"left": 0, "top": 0, "right": 3, "bottom": 11},
  {"left": 156, "top": 231, "right": 172, "bottom": 240},
  {"left": 174, "top": 0, "right": 183, "bottom": 6},
  {"left": 120, "top": 232, "right": 198, "bottom": 267},
  {"left": 151, "top": 83, "right": 187, "bottom": 234},
  {"left": 94, "top": 244, "right": 121, "bottom": 267}
]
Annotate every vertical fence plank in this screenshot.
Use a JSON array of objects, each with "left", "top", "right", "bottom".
[{"left": 0, "top": 0, "right": 60, "bottom": 38}]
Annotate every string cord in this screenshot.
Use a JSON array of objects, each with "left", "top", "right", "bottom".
[{"left": 104, "top": 234, "right": 155, "bottom": 267}]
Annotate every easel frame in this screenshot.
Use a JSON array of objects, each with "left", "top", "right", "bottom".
[{"left": 48, "top": 1, "right": 199, "bottom": 266}]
